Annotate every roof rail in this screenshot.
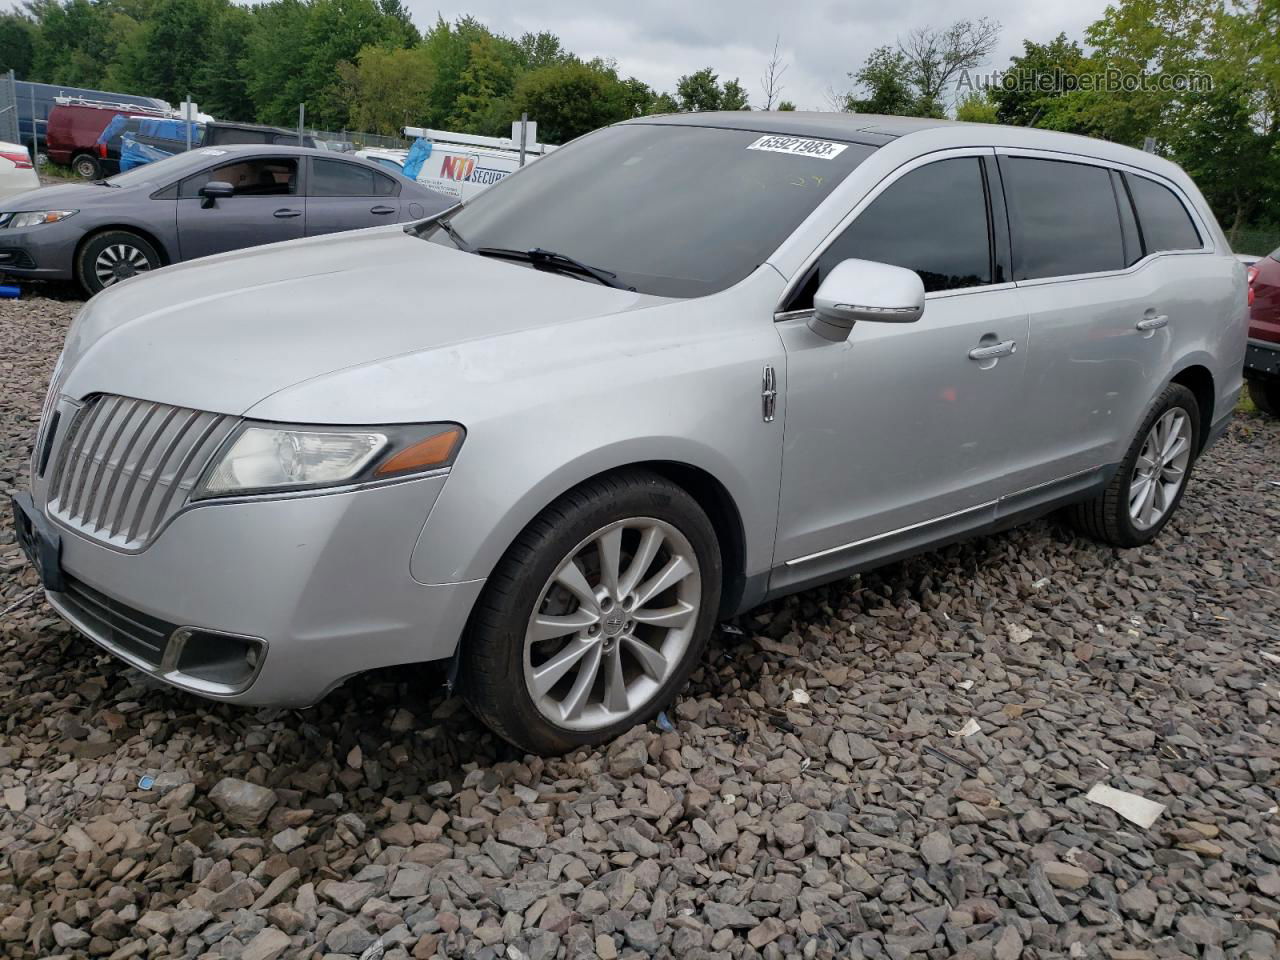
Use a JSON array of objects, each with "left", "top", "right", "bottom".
[
  {"left": 53, "top": 96, "right": 176, "bottom": 117},
  {"left": 401, "top": 125, "right": 556, "bottom": 155}
]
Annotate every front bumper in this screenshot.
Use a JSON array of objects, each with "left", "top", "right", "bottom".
[
  {"left": 0, "top": 222, "right": 82, "bottom": 281},
  {"left": 26, "top": 474, "right": 484, "bottom": 707},
  {"left": 1245, "top": 337, "right": 1280, "bottom": 381}
]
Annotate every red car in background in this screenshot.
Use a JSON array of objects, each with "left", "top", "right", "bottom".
[{"left": 1245, "top": 248, "right": 1280, "bottom": 414}]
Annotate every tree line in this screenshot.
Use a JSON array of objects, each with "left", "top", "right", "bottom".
[
  {"left": 0, "top": 0, "right": 780, "bottom": 145},
  {"left": 838, "top": 0, "right": 1278, "bottom": 239}
]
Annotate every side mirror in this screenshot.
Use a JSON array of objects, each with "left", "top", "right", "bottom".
[
  {"left": 809, "top": 258, "right": 925, "bottom": 341},
  {"left": 199, "top": 180, "right": 235, "bottom": 208}
]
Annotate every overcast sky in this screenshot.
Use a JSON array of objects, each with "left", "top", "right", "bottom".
[{"left": 412, "top": 0, "right": 1116, "bottom": 109}]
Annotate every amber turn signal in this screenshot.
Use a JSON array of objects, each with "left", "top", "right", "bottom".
[{"left": 374, "top": 427, "right": 462, "bottom": 476}]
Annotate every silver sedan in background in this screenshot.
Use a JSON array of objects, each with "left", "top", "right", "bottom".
[
  {"left": 0, "top": 145, "right": 451, "bottom": 294},
  {"left": 12, "top": 113, "right": 1247, "bottom": 754}
]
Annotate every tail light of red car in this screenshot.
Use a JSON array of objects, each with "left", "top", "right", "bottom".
[
  {"left": 0, "top": 149, "right": 33, "bottom": 170},
  {"left": 1248, "top": 265, "right": 1258, "bottom": 308},
  {"left": 98, "top": 141, "right": 108, "bottom": 159}
]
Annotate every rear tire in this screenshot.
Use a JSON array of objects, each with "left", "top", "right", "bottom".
[
  {"left": 458, "top": 470, "right": 722, "bottom": 755},
  {"left": 1248, "top": 379, "right": 1280, "bottom": 417},
  {"left": 1069, "top": 383, "right": 1200, "bottom": 547},
  {"left": 76, "top": 230, "right": 161, "bottom": 296},
  {"left": 72, "top": 153, "right": 101, "bottom": 179}
]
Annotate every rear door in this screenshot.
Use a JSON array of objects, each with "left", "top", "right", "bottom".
[
  {"left": 175, "top": 153, "right": 304, "bottom": 260},
  {"left": 997, "top": 152, "right": 1208, "bottom": 489},
  {"left": 303, "top": 157, "right": 401, "bottom": 236}
]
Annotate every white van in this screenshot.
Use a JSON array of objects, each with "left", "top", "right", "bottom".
[{"left": 395, "top": 123, "right": 556, "bottom": 202}]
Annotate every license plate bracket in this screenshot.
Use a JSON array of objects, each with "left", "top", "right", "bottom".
[{"left": 10, "top": 491, "right": 64, "bottom": 592}]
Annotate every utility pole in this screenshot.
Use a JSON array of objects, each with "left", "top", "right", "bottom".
[
  {"left": 184, "top": 94, "right": 193, "bottom": 151},
  {"left": 298, "top": 103, "right": 305, "bottom": 145},
  {"left": 518, "top": 112, "right": 528, "bottom": 167}
]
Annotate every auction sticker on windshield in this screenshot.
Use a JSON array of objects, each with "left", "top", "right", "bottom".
[{"left": 746, "top": 135, "right": 848, "bottom": 159}]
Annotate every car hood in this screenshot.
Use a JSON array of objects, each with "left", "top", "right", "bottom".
[
  {"left": 59, "top": 227, "right": 651, "bottom": 416},
  {"left": 0, "top": 181, "right": 135, "bottom": 210}
]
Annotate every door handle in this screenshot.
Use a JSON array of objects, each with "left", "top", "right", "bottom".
[
  {"left": 968, "top": 340, "right": 1017, "bottom": 361},
  {"left": 370, "top": 205, "right": 395, "bottom": 215},
  {"left": 273, "top": 208, "right": 302, "bottom": 219},
  {"left": 1136, "top": 315, "right": 1169, "bottom": 332}
]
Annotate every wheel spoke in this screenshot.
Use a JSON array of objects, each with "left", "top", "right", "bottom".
[
  {"left": 1129, "top": 474, "right": 1150, "bottom": 510},
  {"left": 632, "top": 600, "right": 695, "bottom": 629},
  {"left": 560, "top": 643, "right": 602, "bottom": 721},
  {"left": 554, "top": 560, "right": 600, "bottom": 614},
  {"left": 529, "top": 639, "right": 593, "bottom": 698},
  {"left": 622, "top": 635, "right": 668, "bottom": 682},
  {"left": 529, "top": 608, "right": 597, "bottom": 643},
  {"left": 634, "top": 554, "right": 693, "bottom": 609},
  {"left": 1140, "top": 478, "right": 1159, "bottom": 526},
  {"left": 602, "top": 644, "right": 628, "bottom": 713},
  {"left": 1160, "top": 415, "right": 1184, "bottom": 459},
  {"left": 597, "top": 527, "right": 623, "bottom": 600},
  {"left": 619, "top": 526, "right": 663, "bottom": 597}
]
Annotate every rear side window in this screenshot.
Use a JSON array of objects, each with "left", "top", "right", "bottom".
[
  {"left": 1002, "top": 157, "right": 1124, "bottom": 280},
  {"left": 310, "top": 158, "right": 397, "bottom": 197},
  {"left": 789, "top": 157, "right": 992, "bottom": 306},
  {"left": 1126, "top": 173, "right": 1201, "bottom": 253}
]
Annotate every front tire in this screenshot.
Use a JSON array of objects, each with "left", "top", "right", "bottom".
[
  {"left": 1248, "top": 378, "right": 1280, "bottom": 417},
  {"left": 1070, "top": 383, "right": 1200, "bottom": 547},
  {"left": 459, "top": 470, "right": 722, "bottom": 755},
  {"left": 76, "top": 230, "right": 161, "bottom": 296},
  {"left": 72, "top": 153, "right": 101, "bottom": 179}
]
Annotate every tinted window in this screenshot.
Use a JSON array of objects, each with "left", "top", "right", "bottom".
[
  {"left": 179, "top": 157, "right": 298, "bottom": 197},
  {"left": 434, "top": 124, "right": 877, "bottom": 298},
  {"left": 1127, "top": 173, "right": 1201, "bottom": 253},
  {"left": 311, "top": 158, "right": 396, "bottom": 197},
  {"left": 212, "top": 128, "right": 274, "bottom": 145},
  {"left": 1002, "top": 157, "right": 1124, "bottom": 280},
  {"left": 796, "top": 158, "right": 992, "bottom": 302}
]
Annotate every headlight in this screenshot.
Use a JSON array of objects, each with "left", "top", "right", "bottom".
[
  {"left": 196, "top": 422, "right": 464, "bottom": 499},
  {"left": 3, "top": 210, "right": 78, "bottom": 228}
]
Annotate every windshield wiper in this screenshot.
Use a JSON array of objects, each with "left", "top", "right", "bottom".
[
  {"left": 474, "top": 246, "right": 633, "bottom": 290},
  {"left": 91, "top": 179, "right": 118, "bottom": 187},
  {"left": 434, "top": 217, "right": 471, "bottom": 252}
]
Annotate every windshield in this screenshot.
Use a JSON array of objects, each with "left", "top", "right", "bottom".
[
  {"left": 106, "top": 148, "right": 229, "bottom": 188},
  {"left": 431, "top": 123, "right": 876, "bottom": 298}
]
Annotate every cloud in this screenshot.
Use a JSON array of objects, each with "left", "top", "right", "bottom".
[{"left": 410, "top": 0, "right": 1115, "bottom": 109}]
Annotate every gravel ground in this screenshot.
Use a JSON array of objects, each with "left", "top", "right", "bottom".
[{"left": 1, "top": 295, "right": 1278, "bottom": 960}]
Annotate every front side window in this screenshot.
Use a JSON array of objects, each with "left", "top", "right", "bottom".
[
  {"left": 310, "top": 158, "right": 397, "bottom": 197},
  {"left": 788, "top": 157, "right": 993, "bottom": 309},
  {"left": 1002, "top": 157, "right": 1124, "bottom": 280},
  {"left": 178, "top": 158, "right": 298, "bottom": 198},
  {"left": 429, "top": 123, "right": 877, "bottom": 298},
  {"left": 1126, "top": 173, "right": 1201, "bottom": 253}
]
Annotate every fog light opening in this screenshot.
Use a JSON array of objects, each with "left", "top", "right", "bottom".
[{"left": 172, "top": 628, "right": 265, "bottom": 689}]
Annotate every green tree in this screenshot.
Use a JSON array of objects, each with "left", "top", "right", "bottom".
[
  {"left": 844, "top": 46, "right": 916, "bottom": 114},
  {"left": 987, "top": 33, "right": 1089, "bottom": 128},
  {"left": 449, "top": 33, "right": 517, "bottom": 134},
  {"left": 338, "top": 43, "right": 434, "bottom": 135},
  {"left": 107, "top": 0, "right": 223, "bottom": 105},
  {"left": 720, "top": 78, "right": 750, "bottom": 110},
  {"left": 513, "top": 58, "right": 635, "bottom": 142},
  {"left": 777, "top": 99, "right": 796, "bottom": 111},
  {"left": 676, "top": 67, "right": 722, "bottom": 111},
  {"left": 0, "top": 13, "right": 38, "bottom": 77},
  {"left": 955, "top": 90, "right": 998, "bottom": 122}
]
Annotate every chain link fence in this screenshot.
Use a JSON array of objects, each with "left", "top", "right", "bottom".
[
  {"left": 0, "top": 71, "right": 20, "bottom": 145},
  {"left": 308, "top": 128, "right": 409, "bottom": 151}
]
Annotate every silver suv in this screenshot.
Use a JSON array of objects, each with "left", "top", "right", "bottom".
[{"left": 12, "top": 113, "right": 1248, "bottom": 754}]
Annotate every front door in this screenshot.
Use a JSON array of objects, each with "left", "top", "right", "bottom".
[
  {"left": 175, "top": 154, "right": 304, "bottom": 260},
  {"left": 773, "top": 152, "right": 1030, "bottom": 592}
]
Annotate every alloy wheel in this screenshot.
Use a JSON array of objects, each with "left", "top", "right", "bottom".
[
  {"left": 523, "top": 517, "right": 701, "bottom": 731},
  {"left": 94, "top": 244, "right": 153, "bottom": 287},
  {"left": 1129, "top": 407, "right": 1192, "bottom": 530}
]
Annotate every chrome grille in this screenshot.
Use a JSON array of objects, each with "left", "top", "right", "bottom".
[{"left": 47, "top": 395, "right": 237, "bottom": 550}]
